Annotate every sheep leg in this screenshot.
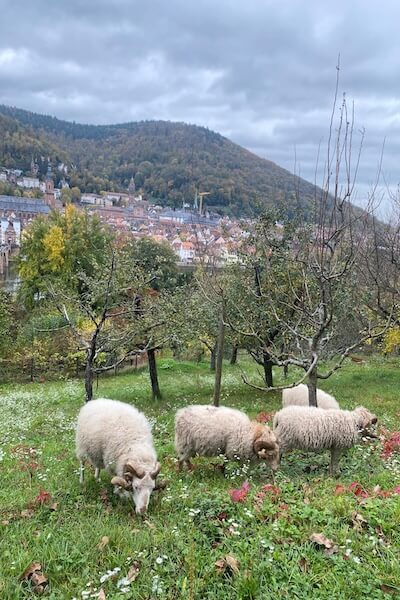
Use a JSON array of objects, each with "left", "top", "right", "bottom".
[
  {"left": 79, "top": 461, "right": 85, "bottom": 485},
  {"left": 94, "top": 467, "right": 100, "bottom": 481},
  {"left": 330, "top": 447, "right": 342, "bottom": 476}
]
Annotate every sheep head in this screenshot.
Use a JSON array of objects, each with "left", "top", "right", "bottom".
[
  {"left": 252, "top": 424, "right": 280, "bottom": 471},
  {"left": 121, "top": 461, "right": 161, "bottom": 514},
  {"left": 354, "top": 407, "right": 378, "bottom": 437}
]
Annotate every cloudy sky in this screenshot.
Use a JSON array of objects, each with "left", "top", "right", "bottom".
[{"left": 1, "top": 0, "right": 399, "bottom": 208}]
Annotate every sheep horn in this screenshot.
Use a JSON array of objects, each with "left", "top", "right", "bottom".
[
  {"left": 150, "top": 462, "right": 161, "bottom": 479},
  {"left": 124, "top": 463, "right": 145, "bottom": 479},
  {"left": 254, "top": 439, "right": 278, "bottom": 453},
  {"left": 111, "top": 476, "right": 131, "bottom": 489}
]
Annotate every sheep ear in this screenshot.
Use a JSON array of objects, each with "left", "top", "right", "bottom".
[
  {"left": 124, "top": 463, "right": 145, "bottom": 479},
  {"left": 111, "top": 476, "right": 131, "bottom": 489}
]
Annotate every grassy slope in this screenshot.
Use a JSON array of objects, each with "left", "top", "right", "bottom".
[{"left": 0, "top": 357, "right": 399, "bottom": 599}]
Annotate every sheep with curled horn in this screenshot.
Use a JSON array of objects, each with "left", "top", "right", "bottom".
[
  {"left": 76, "top": 398, "right": 161, "bottom": 514},
  {"left": 174, "top": 405, "right": 280, "bottom": 473}
]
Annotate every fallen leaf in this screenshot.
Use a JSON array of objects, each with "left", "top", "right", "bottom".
[
  {"left": 21, "top": 509, "right": 34, "bottom": 518},
  {"left": 298, "top": 557, "right": 308, "bottom": 573},
  {"left": 228, "top": 480, "right": 250, "bottom": 503},
  {"left": 127, "top": 561, "right": 141, "bottom": 583},
  {"left": 35, "top": 489, "right": 52, "bottom": 505},
  {"left": 309, "top": 532, "right": 339, "bottom": 556},
  {"left": 98, "top": 536, "right": 109, "bottom": 550},
  {"left": 215, "top": 555, "right": 240, "bottom": 576},
  {"left": 1, "top": 519, "right": 10, "bottom": 525},
  {"left": 215, "top": 558, "right": 226, "bottom": 573},
  {"left": 256, "top": 411, "right": 274, "bottom": 423},
  {"left": 392, "top": 486, "right": 400, "bottom": 495},
  {"left": 351, "top": 511, "right": 368, "bottom": 531},
  {"left": 262, "top": 484, "right": 281, "bottom": 495},
  {"left": 381, "top": 584, "right": 399, "bottom": 595},
  {"left": 20, "top": 561, "right": 48, "bottom": 594},
  {"left": 334, "top": 484, "right": 346, "bottom": 495},
  {"left": 98, "top": 590, "right": 106, "bottom": 600},
  {"left": 50, "top": 502, "right": 59, "bottom": 511},
  {"left": 225, "top": 555, "right": 240, "bottom": 575},
  {"left": 348, "top": 482, "right": 369, "bottom": 498},
  {"left": 20, "top": 562, "right": 42, "bottom": 581},
  {"left": 144, "top": 519, "right": 156, "bottom": 529}
]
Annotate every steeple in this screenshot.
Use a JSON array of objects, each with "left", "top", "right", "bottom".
[{"left": 44, "top": 161, "right": 55, "bottom": 207}]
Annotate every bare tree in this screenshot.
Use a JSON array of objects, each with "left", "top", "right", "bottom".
[{"left": 227, "top": 79, "right": 392, "bottom": 405}]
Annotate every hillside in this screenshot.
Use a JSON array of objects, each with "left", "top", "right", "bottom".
[{"left": 0, "top": 105, "right": 319, "bottom": 217}]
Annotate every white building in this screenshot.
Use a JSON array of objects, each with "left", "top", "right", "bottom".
[{"left": 17, "top": 176, "right": 40, "bottom": 189}]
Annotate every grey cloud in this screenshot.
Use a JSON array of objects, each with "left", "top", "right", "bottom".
[{"left": 0, "top": 0, "right": 400, "bottom": 207}]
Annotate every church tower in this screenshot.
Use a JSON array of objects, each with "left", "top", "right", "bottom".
[{"left": 44, "top": 163, "right": 55, "bottom": 208}]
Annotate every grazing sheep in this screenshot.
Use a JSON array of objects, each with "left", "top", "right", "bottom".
[
  {"left": 76, "top": 398, "right": 160, "bottom": 514},
  {"left": 282, "top": 384, "right": 339, "bottom": 409},
  {"left": 273, "top": 405, "right": 377, "bottom": 474},
  {"left": 175, "top": 405, "right": 280, "bottom": 472}
]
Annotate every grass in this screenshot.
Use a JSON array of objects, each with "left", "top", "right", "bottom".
[{"left": 0, "top": 356, "right": 400, "bottom": 599}]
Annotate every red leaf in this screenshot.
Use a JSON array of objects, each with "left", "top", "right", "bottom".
[
  {"left": 256, "top": 412, "right": 274, "bottom": 423},
  {"left": 348, "top": 482, "right": 369, "bottom": 498},
  {"left": 228, "top": 480, "right": 250, "bottom": 503},
  {"left": 35, "top": 489, "right": 52, "bottom": 505},
  {"left": 392, "top": 486, "right": 400, "bottom": 495},
  {"left": 262, "top": 484, "right": 281, "bottom": 496},
  {"left": 334, "top": 484, "right": 346, "bottom": 495}
]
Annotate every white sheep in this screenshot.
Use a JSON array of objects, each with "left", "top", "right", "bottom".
[
  {"left": 273, "top": 405, "right": 377, "bottom": 474},
  {"left": 175, "top": 405, "right": 280, "bottom": 472},
  {"left": 282, "top": 384, "right": 339, "bottom": 409},
  {"left": 76, "top": 398, "right": 160, "bottom": 513}
]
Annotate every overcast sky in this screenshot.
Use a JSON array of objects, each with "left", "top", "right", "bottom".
[{"left": 0, "top": 0, "right": 399, "bottom": 210}]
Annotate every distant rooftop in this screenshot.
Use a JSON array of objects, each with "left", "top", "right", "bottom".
[{"left": 0, "top": 196, "right": 51, "bottom": 214}]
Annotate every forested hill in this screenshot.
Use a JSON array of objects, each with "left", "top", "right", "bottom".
[{"left": 0, "top": 104, "right": 319, "bottom": 217}]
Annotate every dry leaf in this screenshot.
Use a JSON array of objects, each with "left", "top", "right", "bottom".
[
  {"left": 215, "top": 555, "right": 240, "bottom": 576},
  {"left": 98, "top": 536, "right": 109, "bottom": 550},
  {"left": 299, "top": 557, "right": 308, "bottom": 573},
  {"left": 20, "top": 509, "right": 34, "bottom": 518},
  {"left": 225, "top": 555, "right": 240, "bottom": 574},
  {"left": 50, "top": 502, "right": 59, "bottom": 511},
  {"left": 381, "top": 584, "right": 399, "bottom": 595},
  {"left": 2, "top": 519, "right": 10, "bottom": 525},
  {"left": 351, "top": 511, "right": 368, "bottom": 531},
  {"left": 20, "top": 561, "right": 48, "bottom": 594},
  {"left": 127, "top": 561, "right": 141, "bottom": 583},
  {"left": 98, "top": 590, "right": 106, "bottom": 600},
  {"left": 20, "top": 562, "right": 42, "bottom": 581},
  {"left": 309, "top": 533, "right": 339, "bottom": 556},
  {"left": 144, "top": 520, "right": 156, "bottom": 529},
  {"left": 215, "top": 558, "right": 226, "bottom": 573}
]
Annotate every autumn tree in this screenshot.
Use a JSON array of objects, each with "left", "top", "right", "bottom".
[{"left": 18, "top": 204, "right": 112, "bottom": 306}]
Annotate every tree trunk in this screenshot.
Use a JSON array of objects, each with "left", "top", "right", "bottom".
[
  {"left": 262, "top": 351, "right": 273, "bottom": 387},
  {"left": 85, "top": 359, "right": 94, "bottom": 402},
  {"left": 307, "top": 369, "right": 318, "bottom": 407},
  {"left": 213, "top": 303, "right": 225, "bottom": 407},
  {"left": 148, "top": 348, "right": 162, "bottom": 399},
  {"left": 210, "top": 343, "right": 217, "bottom": 371},
  {"left": 230, "top": 345, "right": 238, "bottom": 365}
]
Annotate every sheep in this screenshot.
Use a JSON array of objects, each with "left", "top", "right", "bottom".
[
  {"left": 175, "top": 405, "right": 280, "bottom": 472},
  {"left": 282, "top": 384, "right": 339, "bottom": 409},
  {"left": 76, "top": 398, "right": 161, "bottom": 514},
  {"left": 273, "top": 405, "right": 378, "bottom": 475}
]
